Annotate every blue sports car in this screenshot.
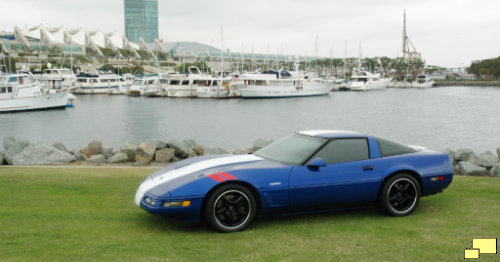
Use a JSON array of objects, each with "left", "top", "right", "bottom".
[{"left": 135, "top": 130, "right": 453, "bottom": 232}]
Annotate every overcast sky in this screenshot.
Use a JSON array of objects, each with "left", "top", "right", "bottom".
[{"left": 1, "top": 0, "right": 499, "bottom": 67}]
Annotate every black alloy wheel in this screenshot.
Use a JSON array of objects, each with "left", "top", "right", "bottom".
[
  {"left": 204, "top": 184, "right": 256, "bottom": 233},
  {"left": 377, "top": 173, "right": 421, "bottom": 216}
]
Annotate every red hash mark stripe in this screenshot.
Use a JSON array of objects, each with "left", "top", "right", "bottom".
[
  {"left": 217, "top": 172, "right": 237, "bottom": 180},
  {"left": 208, "top": 174, "right": 226, "bottom": 182}
]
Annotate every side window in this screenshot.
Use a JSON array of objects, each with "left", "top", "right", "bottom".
[
  {"left": 377, "top": 138, "right": 415, "bottom": 157},
  {"left": 311, "top": 138, "right": 369, "bottom": 164}
]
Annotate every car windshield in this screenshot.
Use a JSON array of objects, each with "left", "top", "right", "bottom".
[{"left": 254, "top": 134, "right": 326, "bottom": 165}]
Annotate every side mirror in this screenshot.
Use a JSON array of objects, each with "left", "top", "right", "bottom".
[{"left": 307, "top": 157, "right": 327, "bottom": 169}]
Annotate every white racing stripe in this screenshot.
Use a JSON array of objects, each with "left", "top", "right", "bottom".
[
  {"left": 299, "top": 130, "right": 361, "bottom": 136},
  {"left": 135, "top": 154, "right": 263, "bottom": 206}
]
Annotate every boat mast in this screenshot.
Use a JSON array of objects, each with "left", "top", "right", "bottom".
[
  {"left": 402, "top": 9, "right": 421, "bottom": 80},
  {"left": 343, "top": 39, "right": 347, "bottom": 80},
  {"left": 219, "top": 27, "right": 224, "bottom": 97}
]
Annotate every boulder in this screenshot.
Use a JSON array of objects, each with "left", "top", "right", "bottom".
[
  {"left": 169, "top": 140, "right": 190, "bottom": 158},
  {"left": 497, "top": 147, "right": 500, "bottom": 161},
  {"left": 87, "top": 154, "right": 106, "bottom": 164},
  {"left": 156, "top": 140, "right": 169, "bottom": 149},
  {"left": 3, "top": 137, "right": 30, "bottom": 165},
  {"left": 120, "top": 144, "right": 137, "bottom": 161},
  {"left": 490, "top": 163, "right": 500, "bottom": 177},
  {"left": 192, "top": 145, "right": 206, "bottom": 156},
  {"left": 155, "top": 148, "right": 175, "bottom": 163},
  {"left": 135, "top": 142, "right": 155, "bottom": 163},
  {"left": 106, "top": 153, "right": 129, "bottom": 163},
  {"left": 476, "top": 151, "right": 498, "bottom": 168},
  {"left": 12, "top": 143, "right": 74, "bottom": 166},
  {"left": 187, "top": 148, "right": 197, "bottom": 158},
  {"left": 103, "top": 147, "right": 114, "bottom": 159},
  {"left": 454, "top": 148, "right": 477, "bottom": 162},
  {"left": 81, "top": 140, "right": 103, "bottom": 158},
  {"left": 52, "top": 142, "right": 68, "bottom": 153},
  {"left": 4, "top": 137, "right": 30, "bottom": 154},
  {"left": 252, "top": 138, "right": 273, "bottom": 152},
  {"left": 75, "top": 152, "right": 88, "bottom": 161},
  {"left": 458, "top": 161, "right": 487, "bottom": 176},
  {"left": 445, "top": 149, "right": 457, "bottom": 167}
]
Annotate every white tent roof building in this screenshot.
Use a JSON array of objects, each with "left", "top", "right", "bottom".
[{"left": 1, "top": 25, "right": 154, "bottom": 59}]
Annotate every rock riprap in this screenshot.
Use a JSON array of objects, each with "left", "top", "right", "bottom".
[
  {"left": 458, "top": 161, "right": 487, "bottom": 176},
  {"left": 87, "top": 154, "right": 106, "bottom": 164},
  {"left": 120, "top": 144, "right": 137, "bottom": 161},
  {"left": 135, "top": 142, "right": 155, "bottom": 163},
  {"left": 477, "top": 151, "right": 498, "bottom": 168},
  {"left": 81, "top": 140, "right": 103, "bottom": 158},
  {"left": 107, "top": 153, "right": 129, "bottom": 163},
  {"left": 155, "top": 148, "right": 175, "bottom": 163},
  {"left": 12, "top": 143, "right": 74, "bottom": 166}
]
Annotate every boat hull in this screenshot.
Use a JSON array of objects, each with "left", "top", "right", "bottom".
[
  {"left": 0, "top": 92, "right": 73, "bottom": 113},
  {"left": 72, "top": 85, "right": 123, "bottom": 95},
  {"left": 239, "top": 84, "right": 329, "bottom": 98},
  {"left": 349, "top": 79, "right": 389, "bottom": 91},
  {"left": 167, "top": 88, "right": 197, "bottom": 98}
]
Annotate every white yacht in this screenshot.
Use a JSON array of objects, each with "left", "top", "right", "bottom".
[
  {"left": 37, "top": 68, "right": 77, "bottom": 91},
  {"left": 0, "top": 73, "right": 75, "bottom": 113},
  {"left": 389, "top": 79, "right": 411, "bottom": 88},
  {"left": 412, "top": 74, "right": 434, "bottom": 88},
  {"left": 73, "top": 69, "right": 129, "bottom": 95},
  {"left": 129, "top": 75, "right": 162, "bottom": 97},
  {"left": 348, "top": 70, "right": 390, "bottom": 91},
  {"left": 144, "top": 77, "right": 168, "bottom": 97},
  {"left": 238, "top": 69, "right": 330, "bottom": 98},
  {"left": 196, "top": 75, "right": 242, "bottom": 98},
  {"left": 167, "top": 67, "right": 213, "bottom": 98}
]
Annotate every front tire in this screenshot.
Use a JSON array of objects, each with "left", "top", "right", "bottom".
[
  {"left": 377, "top": 173, "right": 420, "bottom": 216},
  {"left": 204, "top": 184, "right": 256, "bottom": 233}
]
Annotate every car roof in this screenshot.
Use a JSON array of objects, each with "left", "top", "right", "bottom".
[{"left": 297, "top": 130, "right": 367, "bottom": 139}]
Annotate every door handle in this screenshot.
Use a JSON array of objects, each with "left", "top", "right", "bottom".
[{"left": 362, "top": 166, "right": 373, "bottom": 171}]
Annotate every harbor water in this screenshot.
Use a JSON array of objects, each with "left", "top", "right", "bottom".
[{"left": 0, "top": 86, "right": 499, "bottom": 153}]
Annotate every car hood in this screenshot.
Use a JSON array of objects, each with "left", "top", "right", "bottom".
[{"left": 143, "top": 154, "right": 268, "bottom": 195}]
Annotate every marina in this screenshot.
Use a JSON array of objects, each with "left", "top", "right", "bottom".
[{"left": 0, "top": 86, "right": 498, "bottom": 154}]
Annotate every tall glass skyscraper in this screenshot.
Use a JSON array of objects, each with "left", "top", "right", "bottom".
[{"left": 124, "top": 0, "right": 158, "bottom": 43}]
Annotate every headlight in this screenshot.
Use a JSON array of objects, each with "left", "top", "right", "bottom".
[
  {"left": 162, "top": 201, "right": 191, "bottom": 207},
  {"left": 144, "top": 197, "right": 156, "bottom": 206}
]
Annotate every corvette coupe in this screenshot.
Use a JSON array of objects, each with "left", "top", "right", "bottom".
[{"left": 135, "top": 130, "right": 453, "bottom": 232}]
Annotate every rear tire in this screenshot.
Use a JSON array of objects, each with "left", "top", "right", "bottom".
[
  {"left": 204, "top": 184, "right": 256, "bottom": 233},
  {"left": 377, "top": 173, "right": 420, "bottom": 216}
]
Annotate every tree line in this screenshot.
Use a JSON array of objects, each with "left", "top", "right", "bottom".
[{"left": 468, "top": 57, "right": 500, "bottom": 79}]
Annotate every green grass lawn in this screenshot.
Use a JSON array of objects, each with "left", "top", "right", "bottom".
[{"left": 0, "top": 167, "right": 499, "bottom": 261}]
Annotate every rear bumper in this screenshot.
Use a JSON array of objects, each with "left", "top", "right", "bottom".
[{"left": 422, "top": 173, "right": 453, "bottom": 196}]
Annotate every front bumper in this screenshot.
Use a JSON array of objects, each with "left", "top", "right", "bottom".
[{"left": 137, "top": 191, "right": 205, "bottom": 222}]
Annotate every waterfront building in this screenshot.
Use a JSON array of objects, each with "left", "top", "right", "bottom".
[
  {"left": 124, "top": 0, "right": 159, "bottom": 43},
  {"left": 0, "top": 25, "right": 142, "bottom": 59}
]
